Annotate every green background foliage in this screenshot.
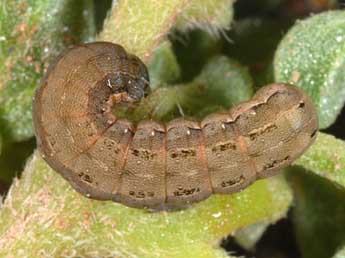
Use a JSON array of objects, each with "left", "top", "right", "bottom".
[
  {"left": 274, "top": 11, "right": 345, "bottom": 129},
  {"left": 1, "top": 1, "right": 345, "bottom": 257}
]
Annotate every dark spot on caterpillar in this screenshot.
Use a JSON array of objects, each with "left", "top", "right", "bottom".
[
  {"left": 131, "top": 149, "right": 155, "bottom": 160},
  {"left": 212, "top": 141, "right": 236, "bottom": 152},
  {"left": 221, "top": 175, "right": 245, "bottom": 187},
  {"left": 311, "top": 129, "right": 317, "bottom": 138},
  {"left": 170, "top": 149, "right": 196, "bottom": 158},
  {"left": 78, "top": 172, "right": 93, "bottom": 184},
  {"left": 248, "top": 123, "right": 278, "bottom": 141},
  {"left": 298, "top": 102, "right": 305, "bottom": 108},
  {"left": 170, "top": 152, "right": 178, "bottom": 159},
  {"left": 180, "top": 149, "right": 196, "bottom": 157},
  {"left": 173, "top": 187, "right": 201, "bottom": 196},
  {"left": 129, "top": 190, "right": 155, "bottom": 199},
  {"left": 262, "top": 156, "right": 290, "bottom": 170}
]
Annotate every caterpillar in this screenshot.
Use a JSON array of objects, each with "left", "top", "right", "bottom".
[{"left": 32, "top": 42, "right": 318, "bottom": 209}]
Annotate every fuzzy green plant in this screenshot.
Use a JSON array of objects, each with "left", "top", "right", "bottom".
[
  {"left": 286, "top": 133, "right": 345, "bottom": 258},
  {"left": 3, "top": 0, "right": 290, "bottom": 257},
  {"left": 273, "top": 11, "right": 345, "bottom": 257},
  {"left": 287, "top": 164, "right": 345, "bottom": 258},
  {"left": 1, "top": 2, "right": 345, "bottom": 258},
  {"left": 0, "top": 152, "right": 291, "bottom": 258},
  {"left": 232, "top": 221, "right": 270, "bottom": 250},
  {"left": 0, "top": 0, "right": 290, "bottom": 257},
  {"left": 0, "top": 0, "right": 97, "bottom": 142},
  {"left": 295, "top": 132, "right": 345, "bottom": 187},
  {"left": 148, "top": 41, "right": 181, "bottom": 89},
  {"left": 274, "top": 11, "right": 345, "bottom": 129},
  {"left": 333, "top": 246, "right": 345, "bottom": 258}
]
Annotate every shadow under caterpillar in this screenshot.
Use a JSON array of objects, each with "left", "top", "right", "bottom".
[{"left": 32, "top": 42, "right": 318, "bottom": 210}]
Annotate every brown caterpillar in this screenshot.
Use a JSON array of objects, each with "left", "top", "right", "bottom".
[{"left": 32, "top": 42, "right": 318, "bottom": 209}]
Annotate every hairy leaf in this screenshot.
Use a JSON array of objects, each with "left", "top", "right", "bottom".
[
  {"left": 0, "top": 152, "right": 292, "bottom": 258},
  {"left": 274, "top": 11, "right": 345, "bottom": 129}
]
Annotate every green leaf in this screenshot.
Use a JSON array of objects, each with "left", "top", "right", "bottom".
[
  {"left": 99, "top": 0, "right": 234, "bottom": 63},
  {"left": 0, "top": 152, "right": 292, "bottom": 257},
  {"left": 175, "top": 0, "right": 234, "bottom": 35},
  {"left": 234, "top": 222, "right": 269, "bottom": 250},
  {"left": 274, "top": 10, "right": 345, "bottom": 129},
  {"left": 287, "top": 121, "right": 345, "bottom": 258},
  {"left": 287, "top": 167, "right": 345, "bottom": 258},
  {"left": 0, "top": 0, "right": 97, "bottom": 142},
  {"left": 296, "top": 132, "right": 345, "bottom": 188},
  {"left": 190, "top": 55, "right": 254, "bottom": 116},
  {"left": 333, "top": 246, "right": 345, "bottom": 258},
  {"left": 148, "top": 41, "right": 181, "bottom": 89},
  {"left": 98, "top": 0, "right": 190, "bottom": 62},
  {"left": 0, "top": 1, "right": 299, "bottom": 257}
]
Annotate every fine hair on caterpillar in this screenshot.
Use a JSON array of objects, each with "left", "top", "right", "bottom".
[{"left": 32, "top": 42, "right": 319, "bottom": 210}]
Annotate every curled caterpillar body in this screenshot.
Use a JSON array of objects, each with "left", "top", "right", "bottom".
[{"left": 33, "top": 42, "right": 318, "bottom": 209}]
